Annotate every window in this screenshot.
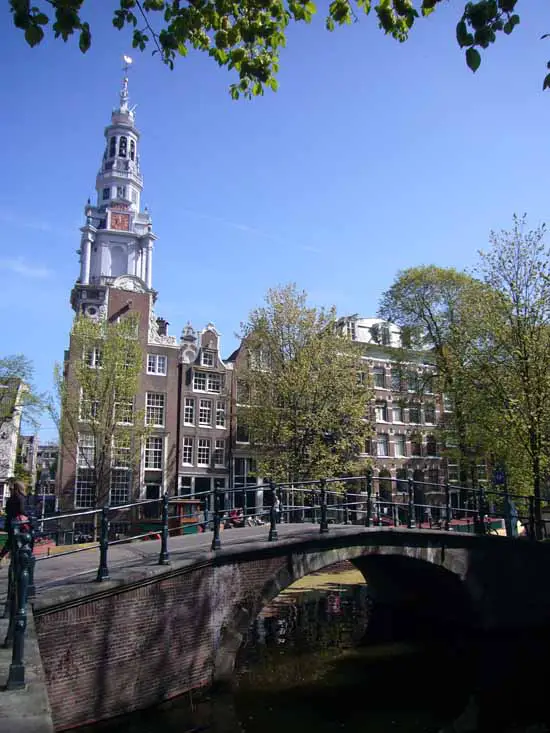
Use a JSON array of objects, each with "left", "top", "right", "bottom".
[
  {"left": 410, "top": 434, "right": 423, "bottom": 456},
  {"left": 201, "top": 350, "right": 215, "bottom": 367},
  {"left": 408, "top": 403, "right": 421, "bottom": 424},
  {"left": 78, "top": 434, "right": 95, "bottom": 468},
  {"left": 184, "top": 398, "right": 194, "bottom": 425},
  {"left": 130, "top": 139, "right": 135, "bottom": 161},
  {"left": 424, "top": 403, "right": 436, "bottom": 424},
  {"left": 147, "top": 354, "right": 167, "bottom": 376},
  {"left": 146, "top": 393, "right": 165, "bottom": 427},
  {"left": 115, "top": 399, "right": 133, "bottom": 425},
  {"left": 193, "top": 371, "right": 207, "bottom": 391},
  {"left": 424, "top": 374, "right": 434, "bottom": 394},
  {"left": 80, "top": 396, "right": 99, "bottom": 422},
  {"left": 376, "top": 433, "right": 389, "bottom": 457},
  {"left": 426, "top": 435, "right": 438, "bottom": 456},
  {"left": 112, "top": 439, "right": 130, "bottom": 468},
  {"left": 102, "top": 187, "right": 110, "bottom": 201},
  {"left": 145, "top": 437, "right": 163, "bottom": 469},
  {"left": 76, "top": 435, "right": 96, "bottom": 508},
  {"left": 373, "top": 367, "right": 386, "bottom": 388},
  {"left": 394, "top": 434, "right": 406, "bottom": 457},
  {"left": 116, "top": 185, "right": 126, "bottom": 199},
  {"left": 214, "top": 439, "right": 225, "bottom": 466},
  {"left": 109, "top": 136, "right": 116, "bottom": 157},
  {"left": 110, "top": 468, "right": 130, "bottom": 506},
  {"left": 346, "top": 321, "right": 356, "bottom": 340},
  {"left": 407, "top": 372, "right": 419, "bottom": 392},
  {"left": 182, "top": 437, "right": 193, "bottom": 465},
  {"left": 236, "top": 421, "right": 249, "bottom": 443},
  {"left": 216, "top": 401, "right": 226, "bottom": 428},
  {"left": 443, "top": 394, "right": 453, "bottom": 412},
  {"left": 391, "top": 372, "right": 402, "bottom": 391},
  {"left": 119, "top": 136, "right": 127, "bottom": 157},
  {"left": 375, "top": 401, "right": 388, "bottom": 422},
  {"left": 392, "top": 404, "right": 404, "bottom": 423},
  {"left": 199, "top": 399, "right": 212, "bottom": 426},
  {"left": 179, "top": 476, "right": 192, "bottom": 496},
  {"left": 197, "top": 439, "right": 210, "bottom": 466},
  {"left": 193, "top": 371, "right": 222, "bottom": 393},
  {"left": 85, "top": 347, "right": 102, "bottom": 368},
  {"left": 381, "top": 325, "right": 391, "bottom": 346}
]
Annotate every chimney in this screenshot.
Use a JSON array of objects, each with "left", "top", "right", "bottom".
[{"left": 156, "top": 317, "right": 168, "bottom": 337}]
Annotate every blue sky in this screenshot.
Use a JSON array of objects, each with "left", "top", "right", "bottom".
[{"left": 1, "top": 3, "right": 549, "bottom": 441}]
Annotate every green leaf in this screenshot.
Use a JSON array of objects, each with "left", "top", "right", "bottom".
[
  {"left": 79, "top": 23, "right": 91, "bottom": 53},
  {"left": 466, "top": 47, "right": 481, "bottom": 72},
  {"left": 24, "top": 23, "right": 44, "bottom": 47},
  {"left": 456, "top": 20, "right": 469, "bottom": 47},
  {"left": 543, "top": 73, "right": 550, "bottom": 91},
  {"left": 34, "top": 13, "right": 49, "bottom": 26},
  {"left": 178, "top": 42, "right": 188, "bottom": 56}
]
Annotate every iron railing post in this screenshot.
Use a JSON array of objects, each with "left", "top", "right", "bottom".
[
  {"left": 344, "top": 491, "right": 349, "bottom": 525},
  {"left": 3, "top": 529, "right": 19, "bottom": 648},
  {"left": 159, "top": 493, "right": 170, "bottom": 565},
  {"left": 96, "top": 507, "right": 110, "bottom": 582},
  {"left": 529, "top": 496, "right": 536, "bottom": 541},
  {"left": 476, "top": 486, "right": 486, "bottom": 535},
  {"left": 27, "top": 516, "right": 36, "bottom": 600},
  {"left": 211, "top": 486, "right": 222, "bottom": 551},
  {"left": 268, "top": 481, "right": 279, "bottom": 542},
  {"left": 311, "top": 488, "right": 316, "bottom": 524},
  {"left": 408, "top": 478, "right": 415, "bottom": 529},
  {"left": 2, "top": 558, "right": 14, "bottom": 619},
  {"left": 320, "top": 479, "right": 329, "bottom": 534},
  {"left": 365, "top": 471, "right": 372, "bottom": 527},
  {"left": 6, "top": 524, "right": 32, "bottom": 690},
  {"left": 444, "top": 484, "right": 451, "bottom": 532}
]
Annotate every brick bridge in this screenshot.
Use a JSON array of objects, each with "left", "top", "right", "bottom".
[{"left": 19, "top": 523, "right": 550, "bottom": 730}]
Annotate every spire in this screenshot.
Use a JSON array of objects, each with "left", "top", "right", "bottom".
[{"left": 119, "top": 55, "right": 132, "bottom": 114}]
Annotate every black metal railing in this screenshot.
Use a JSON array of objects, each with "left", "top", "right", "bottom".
[{"left": 4, "top": 473, "right": 550, "bottom": 689}]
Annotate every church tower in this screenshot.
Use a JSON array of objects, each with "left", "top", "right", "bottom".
[{"left": 71, "top": 58, "right": 157, "bottom": 316}]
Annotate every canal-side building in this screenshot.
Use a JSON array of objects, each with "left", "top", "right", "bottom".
[{"left": 336, "top": 315, "right": 445, "bottom": 507}]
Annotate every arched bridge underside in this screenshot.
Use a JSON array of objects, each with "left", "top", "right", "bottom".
[{"left": 32, "top": 527, "right": 550, "bottom": 730}]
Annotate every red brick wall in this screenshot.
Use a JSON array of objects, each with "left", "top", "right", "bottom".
[{"left": 33, "top": 556, "right": 287, "bottom": 730}]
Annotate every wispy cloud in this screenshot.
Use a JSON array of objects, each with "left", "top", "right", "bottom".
[
  {"left": 0, "top": 257, "right": 53, "bottom": 279},
  {"left": 179, "top": 207, "right": 324, "bottom": 254},
  {"left": 0, "top": 208, "right": 75, "bottom": 237}
]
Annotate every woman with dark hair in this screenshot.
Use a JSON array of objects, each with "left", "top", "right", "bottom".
[{"left": 0, "top": 480, "right": 27, "bottom": 563}]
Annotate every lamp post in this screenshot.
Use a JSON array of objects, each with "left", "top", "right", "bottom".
[{"left": 38, "top": 469, "right": 49, "bottom": 534}]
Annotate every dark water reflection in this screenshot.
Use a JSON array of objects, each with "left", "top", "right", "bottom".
[{"left": 86, "top": 562, "right": 550, "bottom": 733}]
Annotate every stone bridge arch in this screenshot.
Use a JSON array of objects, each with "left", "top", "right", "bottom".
[{"left": 213, "top": 541, "right": 477, "bottom": 682}]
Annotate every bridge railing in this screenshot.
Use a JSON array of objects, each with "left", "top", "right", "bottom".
[{"left": 22, "top": 475, "right": 550, "bottom": 588}]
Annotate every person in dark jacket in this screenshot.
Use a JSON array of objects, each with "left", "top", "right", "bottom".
[{"left": 0, "top": 480, "right": 27, "bottom": 563}]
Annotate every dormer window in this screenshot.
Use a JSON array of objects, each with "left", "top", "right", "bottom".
[
  {"left": 109, "top": 136, "right": 116, "bottom": 158},
  {"left": 201, "top": 350, "right": 215, "bottom": 367},
  {"left": 130, "top": 140, "right": 135, "bottom": 161},
  {"left": 116, "top": 185, "right": 126, "bottom": 199},
  {"left": 119, "top": 136, "right": 127, "bottom": 158}
]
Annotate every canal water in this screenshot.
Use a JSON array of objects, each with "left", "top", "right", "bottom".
[{"left": 85, "top": 561, "right": 550, "bottom": 733}]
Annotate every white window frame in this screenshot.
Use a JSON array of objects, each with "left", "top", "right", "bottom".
[
  {"left": 144, "top": 436, "right": 163, "bottom": 470},
  {"left": 182, "top": 437, "right": 194, "bottom": 465},
  {"left": 199, "top": 399, "right": 212, "bottom": 427},
  {"left": 201, "top": 350, "right": 215, "bottom": 367},
  {"left": 214, "top": 439, "right": 225, "bottom": 467},
  {"left": 197, "top": 438, "right": 211, "bottom": 466},
  {"left": 193, "top": 370, "right": 222, "bottom": 393},
  {"left": 115, "top": 398, "right": 134, "bottom": 425},
  {"left": 215, "top": 401, "right": 226, "bottom": 428},
  {"left": 146, "top": 392, "right": 165, "bottom": 427},
  {"left": 376, "top": 433, "right": 389, "bottom": 458},
  {"left": 147, "top": 354, "right": 167, "bottom": 376},
  {"left": 394, "top": 434, "right": 406, "bottom": 458},
  {"left": 184, "top": 398, "right": 194, "bottom": 426},
  {"left": 85, "top": 346, "right": 103, "bottom": 369}
]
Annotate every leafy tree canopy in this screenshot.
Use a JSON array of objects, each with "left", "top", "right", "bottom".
[
  {"left": 0, "top": 354, "right": 45, "bottom": 430},
  {"left": 238, "top": 283, "right": 372, "bottom": 483},
  {"left": 8, "top": 0, "right": 545, "bottom": 99}
]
